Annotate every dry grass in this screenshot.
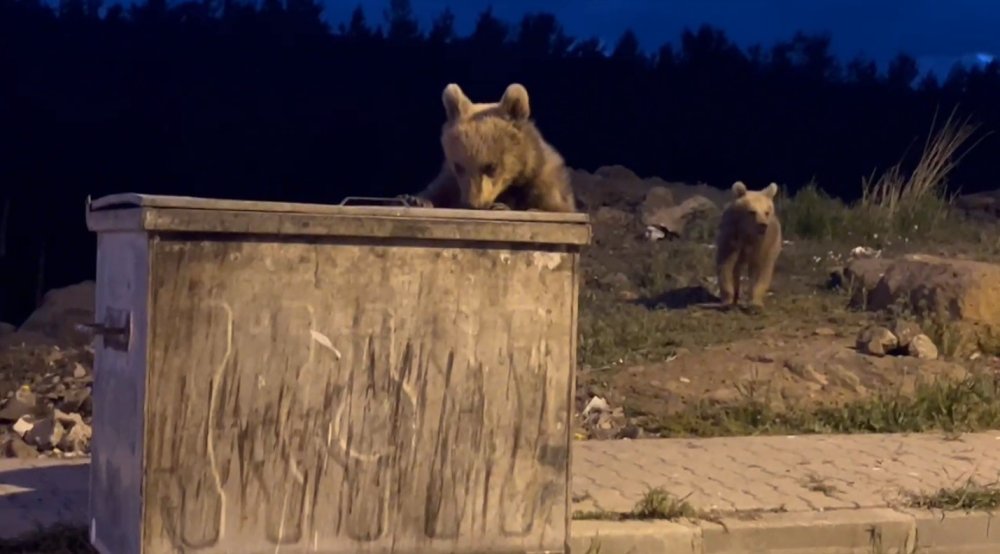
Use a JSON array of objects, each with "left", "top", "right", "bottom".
[
  {"left": 906, "top": 476, "right": 1000, "bottom": 512},
  {"left": 859, "top": 106, "right": 988, "bottom": 234}
]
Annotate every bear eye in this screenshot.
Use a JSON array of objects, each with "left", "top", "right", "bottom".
[
  {"left": 452, "top": 163, "right": 465, "bottom": 176},
  {"left": 481, "top": 163, "right": 497, "bottom": 177}
]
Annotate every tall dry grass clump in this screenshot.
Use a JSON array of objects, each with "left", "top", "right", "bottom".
[{"left": 859, "top": 106, "right": 988, "bottom": 236}]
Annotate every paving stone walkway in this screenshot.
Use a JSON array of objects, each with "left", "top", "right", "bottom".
[
  {"left": 2, "top": 432, "right": 1000, "bottom": 540},
  {"left": 572, "top": 431, "right": 1000, "bottom": 515}
]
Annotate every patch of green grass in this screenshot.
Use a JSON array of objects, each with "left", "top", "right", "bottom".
[
  {"left": 0, "top": 524, "right": 94, "bottom": 554},
  {"left": 573, "top": 487, "right": 698, "bottom": 523},
  {"left": 630, "top": 487, "right": 698, "bottom": 520},
  {"left": 906, "top": 477, "right": 1000, "bottom": 512},
  {"left": 778, "top": 181, "right": 851, "bottom": 241},
  {"left": 636, "top": 372, "right": 1000, "bottom": 438}
]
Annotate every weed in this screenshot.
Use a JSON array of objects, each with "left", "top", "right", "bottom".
[
  {"left": 906, "top": 477, "right": 1000, "bottom": 512},
  {"left": 629, "top": 487, "right": 697, "bottom": 520}
]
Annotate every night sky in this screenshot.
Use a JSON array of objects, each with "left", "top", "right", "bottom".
[{"left": 326, "top": 0, "right": 999, "bottom": 77}]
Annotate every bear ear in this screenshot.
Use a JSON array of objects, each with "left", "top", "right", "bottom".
[
  {"left": 442, "top": 83, "right": 472, "bottom": 121},
  {"left": 764, "top": 182, "right": 779, "bottom": 198},
  {"left": 499, "top": 83, "right": 531, "bottom": 120},
  {"left": 731, "top": 181, "right": 748, "bottom": 198}
]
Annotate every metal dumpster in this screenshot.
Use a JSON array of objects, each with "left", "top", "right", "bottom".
[{"left": 84, "top": 193, "right": 591, "bottom": 554}]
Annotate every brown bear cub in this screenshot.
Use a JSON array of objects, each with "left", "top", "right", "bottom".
[
  {"left": 399, "top": 83, "right": 578, "bottom": 212},
  {"left": 715, "top": 181, "right": 783, "bottom": 311}
]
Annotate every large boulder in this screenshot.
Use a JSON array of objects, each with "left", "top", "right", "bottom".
[
  {"left": 845, "top": 255, "right": 1000, "bottom": 356},
  {"left": 16, "top": 281, "right": 95, "bottom": 347},
  {"left": 866, "top": 255, "right": 1000, "bottom": 324}
]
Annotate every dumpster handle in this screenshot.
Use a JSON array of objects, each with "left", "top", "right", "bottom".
[{"left": 339, "top": 196, "right": 414, "bottom": 207}]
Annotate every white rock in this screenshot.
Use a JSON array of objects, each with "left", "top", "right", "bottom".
[{"left": 908, "top": 334, "right": 940, "bottom": 360}]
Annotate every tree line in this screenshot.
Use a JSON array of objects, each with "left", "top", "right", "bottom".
[{"left": 1, "top": 0, "right": 998, "bottom": 323}]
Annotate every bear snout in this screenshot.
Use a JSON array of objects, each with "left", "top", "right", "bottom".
[{"left": 755, "top": 222, "right": 769, "bottom": 234}]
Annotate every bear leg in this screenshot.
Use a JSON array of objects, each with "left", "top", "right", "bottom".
[
  {"left": 748, "top": 253, "right": 777, "bottom": 308},
  {"left": 716, "top": 250, "right": 742, "bottom": 305}
]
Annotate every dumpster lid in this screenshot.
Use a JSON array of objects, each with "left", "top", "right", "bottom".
[
  {"left": 86, "top": 193, "right": 591, "bottom": 246},
  {"left": 88, "top": 193, "right": 590, "bottom": 224}
]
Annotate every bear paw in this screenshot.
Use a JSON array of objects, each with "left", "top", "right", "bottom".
[
  {"left": 488, "top": 202, "right": 512, "bottom": 211},
  {"left": 398, "top": 195, "right": 433, "bottom": 208}
]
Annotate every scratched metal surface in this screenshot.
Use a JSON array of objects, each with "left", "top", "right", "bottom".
[{"left": 115, "top": 235, "right": 581, "bottom": 554}]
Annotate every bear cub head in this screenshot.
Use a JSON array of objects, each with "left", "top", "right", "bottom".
[
  {"left": 438, "top": 83, "right": 538, "bottom": 209},
  {"left": 730, "top": 181, "right": 779, "bottom": 236}
]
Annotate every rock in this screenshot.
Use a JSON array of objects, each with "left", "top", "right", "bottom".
[
  {"left": 856, "top": 325, "right": 899, "bottom": 357},
  {"left": 644, "top": 226, "right": 667, "bottom": 241},
  {"left": 12, "top": 415, "right": 34, "bottom": 437},
  {"left": 890, "top": 319, "right": 923, "bottom": 348},
  {"left": 0, "top": 322, "right": 15, "bottom": 336},
  {"left": 827, "top": 364, "right": 867, "bottom": 394},
  {"left": 642, "top": 195, "right": 719, "bottom": 237},
  {"left": 837, "top": 258, "right": 893, "bottom": 305},
  {"left": 813, "top": 327, "right": 837, "bottom": 337},
  {"left": 22, "top": 416, "right": 65, "bottom": 451},
  {"left": 785, "top": 359, "right": 829, "bottom": 386},
  {"left": 55, "top": 411, "right": 92, "bottom": 453},
  {"left": 58, "top": 387, "right": 92, "bottom": 414},
  {"left": 17, "top": 281, "right": 96, "bottom": 347},
  {"left": 0, "top": 385, "right": 38, "bottom": 422},
  {"left": 866, "top": 255, "right": 1000, "bottom": 325},
  {"left": 2, "top": 433, "right": 39, "bottom": 458},
  {"left": 908, "top": 334, "right": 940, "bottom": 360},
  {"left": 72, "top": 362, "right": 88, "bottom": 379},
  {"left": 582, "top": 396, "right": 610, "bottom": 417}
]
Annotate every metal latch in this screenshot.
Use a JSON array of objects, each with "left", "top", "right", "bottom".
[{"left": 76, "top": 307, "right": 132, "bottom": 352}]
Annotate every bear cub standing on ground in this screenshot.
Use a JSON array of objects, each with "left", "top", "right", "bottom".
[
  {"left": 715, "top": 181, "right": 783, "bottom": 310},
  {"left": 399, "top": 83, "right": 578, "bottom": 212}
]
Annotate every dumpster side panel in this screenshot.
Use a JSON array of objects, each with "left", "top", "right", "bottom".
[
  {"left": 142, "top": 236, "right": 576, "bottom": 554},
  {"left": 89, "top": 232, "right": 149, "bottom": 554}
]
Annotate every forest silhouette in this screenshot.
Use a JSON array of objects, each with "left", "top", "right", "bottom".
[{"left": 2, "top": 0, "right": 999, "bottom": 324}]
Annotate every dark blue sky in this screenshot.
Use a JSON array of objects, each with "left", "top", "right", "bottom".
[{"left": 329, "top": 0, "right": 999, "bottom": 77}]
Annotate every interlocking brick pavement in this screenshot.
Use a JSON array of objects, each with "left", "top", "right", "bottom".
[
  {"left": 2, "top": 432, "right": 1000, "bottom": 540},
  {"left": 572, "top": 431, "right": 1000, "bottom": 515}
]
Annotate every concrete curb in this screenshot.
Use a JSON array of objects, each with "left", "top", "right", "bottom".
[{"left": 570, "top": 507, "right": 1000, "bottom": 553}]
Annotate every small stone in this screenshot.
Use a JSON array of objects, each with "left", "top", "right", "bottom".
[
  {"left": 908, "top": 334, "right": 940, "bottom": 360},
  {"left": 58, "top": 387, "right": 92, "bottom": 414},
  {"left": 2, "top": 434, "right": 39, "bottom": 458},
  {"left": 12, "top": 415, "right": 35, "bottom": 437},
  {"left": 23, "top": 416, "right": 65, "bottom": 451},
  {"left": 0, "top": 386, "right": 38, "bottom": 422},
  {"left": 813, "top": 327, "right": 837, "bottom": 337},
  {"left": 856, "top": 325, "right": 899, "bottom": 357},
  {"left": 890, "top": 319, "right": 923, "bottom": 348},
  {"left": 582, "top": 396, "right": 610, "bottom": 417},
  {"left": 57, "top": 419, "right": 92, "bottom": 454},
  {"left": 72, "top": 363, "right": 88, "bottom": 379},
  {"left": 644, "top": 225, "right": 667, "bottom": 241}
]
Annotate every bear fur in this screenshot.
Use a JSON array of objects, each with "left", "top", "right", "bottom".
[
  {"left": 715, "top": 181, "right": 783, "bottom": 309},
  {"left": 399, "top": 83, "right": 578, "bottom": 212}
]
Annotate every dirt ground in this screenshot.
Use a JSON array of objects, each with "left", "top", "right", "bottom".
[{"left": 573, "top": 186, "right": 1000, "bottom": 439}]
